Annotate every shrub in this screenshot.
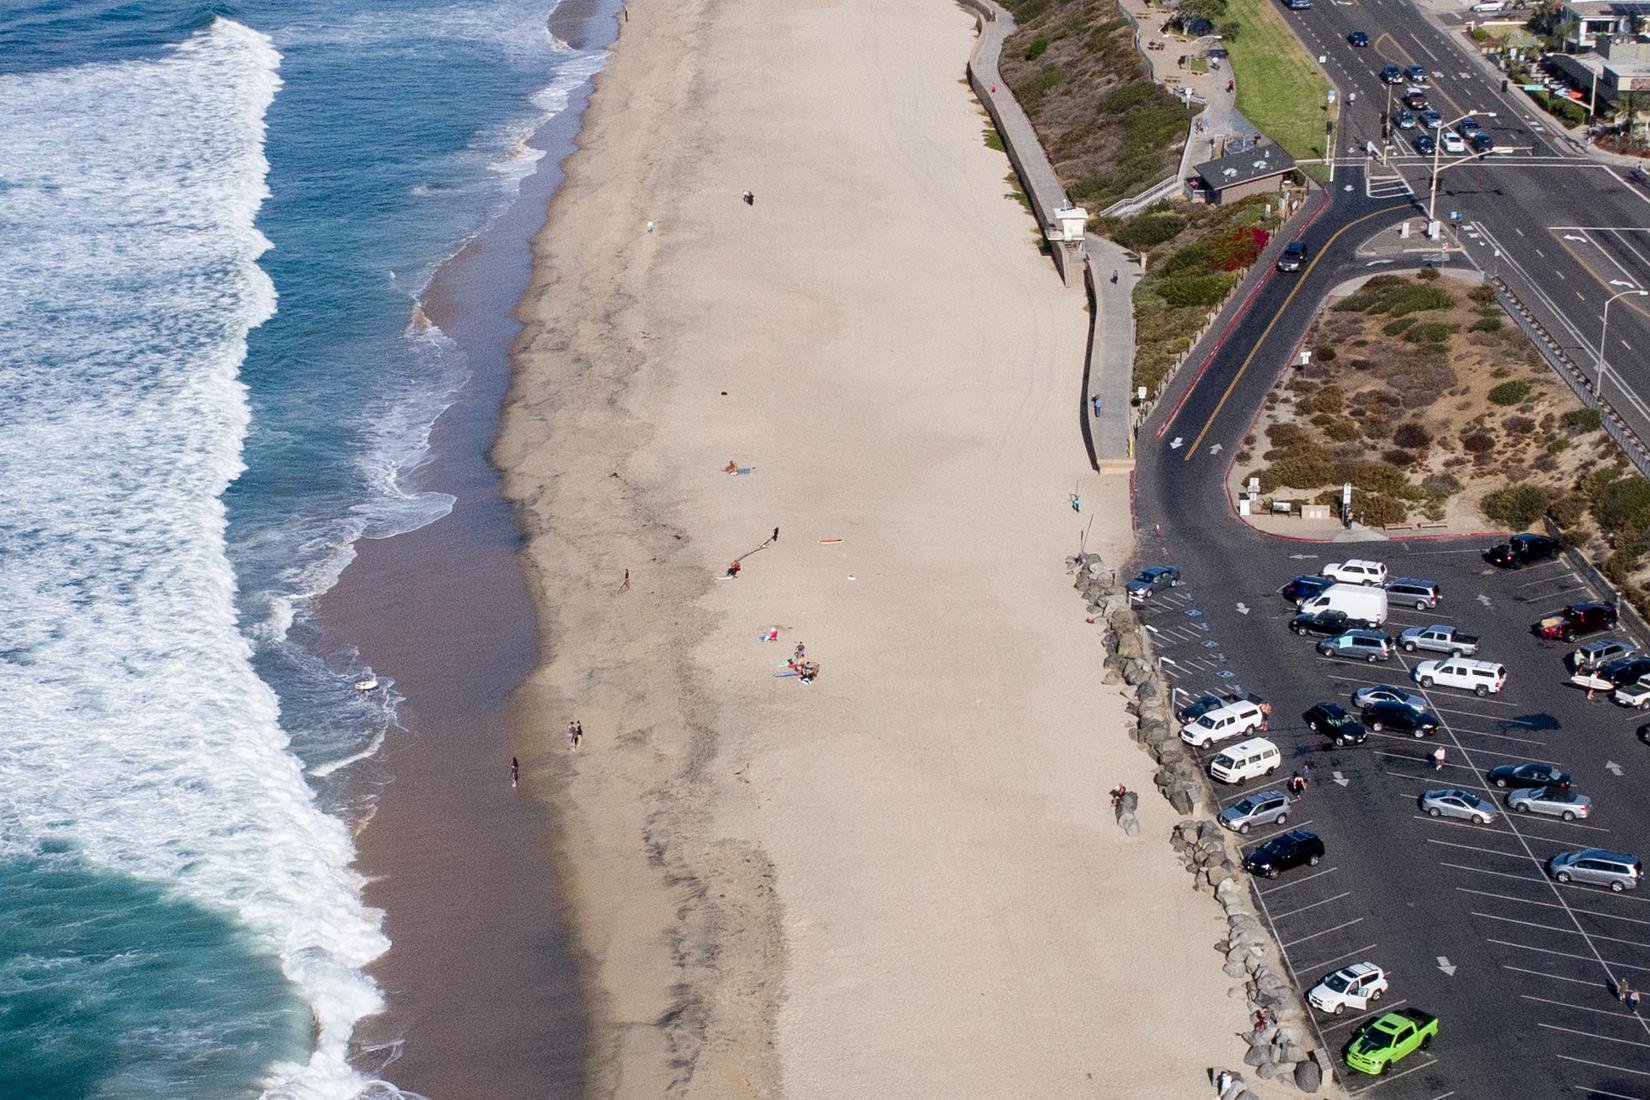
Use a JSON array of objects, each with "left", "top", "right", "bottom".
[
  {"left": 1314, "top": 344, "right": 1337, "bottom": 362},
  {"left": 1208, "top": 225, "right": 1269, "bottom": 271},
  {"left": 1384, "top": 449, "right": 1418, "bottom": 466},
  {"left": 1157, "top": 273, "right": 1235, "bottom": 308},
  {"left": 1488, "top": 380, "right": 1533, "bottom": 406},
  {"left": 1360, "top": 494, "right": 1411, "bottom": 527},
  {"left": 1114, "top": 212, "right": 1186, "bottom": 250},
  {"left": 1323, "top": 419, "right": 1361, "bottom": 442},
  {"left": 1405, "top": 321, "right": 1455, "bottom": 344},
  {"left": 1550, "top": 493, "right": 1587, "bottom": 528},
  {"left": 1422, "top": 472, "right": 1463, "bottom": 497},
  {"left": 1562, "top": 408, "right": 1603, "bottom": 433},
  {"left": 1421, "top": 496, "right": 1448, "bottom": 522},
  {"left": 1462, "top": 431, "right": 1496, "bottom": 453},
  {"left": 1348, "top": 462, "right": 1416, "bottom": 495},
  {"left": 1416, "top": 266, "right": 1441, "bottom": 281},
  {"left": 1595, "top": 475, "right": 1650, "bottom": 536},
  {"left": 1310, "top": 385, "right": 1345, "bottom": 415},
  {"left": 1470, "top": 316, "right": 1502, "bottom": 332},
  {"left": 1393, "top": 422, "right": 1431, "bottom": 449},
  {"left": 1383, "top": 317, "right": 1416, "bottom": 336},
  {"left": 1162, "top": 242, "right": 1215, "bottom": 275},
  {"left": 1024, "top": 36, "right": 1049, "bottom": 60},
  {"left": 1469, "top": 284, "right": 1498, "bottom": 305},
  {"left": 1481, "top": 484, "right": 1551, "bottom": 529},
  {"left": 1261, "top": 455, "right": 1337, "bottom": 492},
  {"left": 1504, "top": 415, "right": 1536, "bottom": 435}
]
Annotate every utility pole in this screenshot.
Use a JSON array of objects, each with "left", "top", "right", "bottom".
[{"left": 1598, "top": 289, "right": 1649, "bottom": 394}]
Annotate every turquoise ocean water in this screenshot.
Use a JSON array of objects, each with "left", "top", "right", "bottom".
[{"left": 0, "top": 3, "right": 602, "bottom": 1095}]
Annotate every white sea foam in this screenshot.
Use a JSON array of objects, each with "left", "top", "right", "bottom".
[{"left": 0, "top": 18, "right": 392, "bottom": 1099}]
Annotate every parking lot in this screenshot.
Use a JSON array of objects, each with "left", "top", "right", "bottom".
[{"left": 1135, "top": 543, "right": 1650, "bottom": 1097}]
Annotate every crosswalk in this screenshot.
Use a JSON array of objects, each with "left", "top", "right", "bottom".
[{"left": 1366, "top": 171, "right": 1415, "bottom": 199}]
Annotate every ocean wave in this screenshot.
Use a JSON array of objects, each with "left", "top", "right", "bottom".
[{"left": 0, "top": 17, "right": 393, "bottom": 1099}]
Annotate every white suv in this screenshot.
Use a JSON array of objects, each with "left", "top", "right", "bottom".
[
  {"left": 1307, "top": 962, "right": 1389, "bottom": 1015},
  {"left": 1323, "top": 559, "right": 1388, "bottom": 586},
  {"left": 1413, "top": 658, "right": 1506, "bottom": 696}
]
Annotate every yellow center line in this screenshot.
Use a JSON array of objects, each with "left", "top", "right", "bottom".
[
  {"left": 1183, "top": 204, "right": 1409, "bottom": 461},
  {"left": 1372, "top": 34, "right": 1467, "bottom": 121}
]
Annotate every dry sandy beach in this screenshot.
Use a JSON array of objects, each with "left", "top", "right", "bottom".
[{"left": 497, "top": 0, "right": 1278, "bottom": 1094}]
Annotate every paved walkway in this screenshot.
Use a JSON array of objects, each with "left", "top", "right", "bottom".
[{"left": 1085, "top": 235, "right": 1141, "bottom": 469}]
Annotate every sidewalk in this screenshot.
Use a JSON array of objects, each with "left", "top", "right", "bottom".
[{"left": 1085, "top": 235, "right": 1141, "bottom": 470}]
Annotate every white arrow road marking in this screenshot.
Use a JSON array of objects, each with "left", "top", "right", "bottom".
[
  {"left": 1170, "top": 436, "right": 1184, "bottom": 450},
  {"left": 1236, "top": 602, "right": 1250, "bottom": 615},
  {"left": 1607, "top": 760, "right": 1624, "bottom": 776},
  {"left": 1438, "top": 956, "right": 1457, "bottom": 977},
  {"left": 1290, "top": 553, "right": 1320, "bottom": 560},
  {"left": 1477, "top": 594, "right": 1492, "bottom": 607},
  {"left": 1333, "top": 770, "right": 1350, "bottom": 787},
  {"left": 1564, "top": 233, "right": 1585, "bottom": 241},
  {"left": 1211, "top": 443, "right": 1224, "bottom": 455},
  {"left": 1366, "top": 259, "right": 1395, "bottom": 266}
]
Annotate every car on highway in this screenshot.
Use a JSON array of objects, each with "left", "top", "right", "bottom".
[
  {"left": 1420, "top": 108, "right": 1443, "bottom": 130},
  {"left": 1348, "top": 29, "right": 1370, "bottom": 46},
  {"left": 1508, "top": 785, "right": 1592, "bottom": 821},
  {"left": 1308, "top": 962, "right": 1388, "bottom": 1015},
  {"left": 1384, "top": 577, "right": 1440, "bottom": 610},
  {"left": 1276, "top": 240, "right": 1309, "bottom": 272},
  {"left": 1218, "top": 789, "right": 1293, "bottom": 834},
  {"left": 1614, "top": 679, "right": 1650, "bottom": 708},
  {"left": 1291, "top": 608, "right": 1376, "bottom": 637},
  {"left": 1570, "top": 654, "right": 1650, "bottom": 692},
  {"left": 1319, "top": 630, "right": 1394, "bottom": 662},
  {"left": 1405, "top": 90, "right": 1431, "bottom": 111},
  {"left": 1413, "top": 132, "right": 1436, "bottom": 155},
  {"left": 1323, "top": 559, "right": 1387, "bottom": 586},
  {"left": 1486, "top": 532, "right": 1563, "bottom": 568},
  {"left": 1304, "top": 702, "right": 1367, "bottom": 745},
  {"left": 1404, "top": 64, "right": 1429, "bottom": 85},
  {"left": 1536, "top": 601, "right": 1618, "bottom": 641},
  {"left": 1420, "top": 788, "right": 1497, "bottom": 823},
  {"left": 1457, "top": 116, "right": 1483, "bottom": 137},
  {"left": 1243, "top": 829, "right": 1324, "bottom": 879},
  {"left": 1396, "top": 109, "right": 1417, "bottom": 129},
  {"left": 1380, "top": 63, "right": 1404, "bottom": 84},
  {"left": 1412, "top": 657, "right": 1506, "bottom": 696},
  {"left": 1548, "top": 848, "right": 1642, "bottom": 892},
  {"left": 1398, "top": 625, "right": 1478, "bottom": 656},
  {"left": 1470, "top": 131, "right": 1496, "bottom": 154},
  {"left": 1570, "top": 638, "right": 1636, "bottom": 673},
  {"left": 1352, "top": 683, "right": 1428, "bottom": 711},
  {"left": 1126, "top": 565, "right": 1181, "bottom": 602},
  {"left": 1345, "top": 1008, "right": 1438, "bottom": 1076},
  {"left": 1441, "top": 131, "right": 1466, "bottom": 154},
  {"left": 1281, "top": 574, "right": 1333, "bottom": 601},
  {"left": 1489, "top": 762, "right": 1571, "bottom": 789},
  {"left": 1363, "top": 700, "right": 1440, "bottom": 737}
]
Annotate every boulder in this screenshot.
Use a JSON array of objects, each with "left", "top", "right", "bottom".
[
  {"left": 1115, "top": 631, "right": 1143, "bottom": 660},
  {"left": 1167, "top": 784, "right": 1195, "bottom": 814},
  {"left": 1254, "top": 1060, "right": 1278, "bottom": 1081},
  {"left": 1242, "top": 1045, "right": 1267, "bottom": 1068},
  {"left": 1293, "top": 1057, "right": 1322, "bottom": 1092},
  {"left": 1223, "top": 958, "right": 1248, "bottom": 978},
  {"left": 1122, "top": 658, "right": 1152, "bottom": 685},
  {"left": 1119, "top": 812, "right": 1140, "bottom": 837},
  {"left": 1136, "top": 678, "right": 1160, "bottom": 702},
  {"left": 1101, "top": 669, "right": 1122, "bottom": 685}
]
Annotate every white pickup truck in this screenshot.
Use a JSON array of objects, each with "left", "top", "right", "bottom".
[{"left": 1398, "top": 625, "right": 1480, "bottom": 657}]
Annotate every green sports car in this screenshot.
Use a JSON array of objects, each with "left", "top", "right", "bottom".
[{"left": 1345, "top": 1008, "right": 1437, "bottom": 1075}]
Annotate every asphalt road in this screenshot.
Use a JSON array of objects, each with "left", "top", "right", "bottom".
[{"left": 1269, "top": 0, "right": 1650, "bottom": 452}]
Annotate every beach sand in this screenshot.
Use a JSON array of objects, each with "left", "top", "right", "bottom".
[{"left": 499, "top": 0, "right": 1281, "bottom": 1095}]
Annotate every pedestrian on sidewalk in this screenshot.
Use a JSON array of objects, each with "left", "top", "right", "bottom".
[
  {"left": 1110, "top": 269, "right": 1119, "bottom": 284},
  {"left": 1432, "top": 745, "right": 1446, "bottom": 770}
]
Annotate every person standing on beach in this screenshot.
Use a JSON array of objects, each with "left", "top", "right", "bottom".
[
  {"left": 511, "top": 756, "right": 519, "bottom": 788},
  {"left": 568, "top": 720, "right": 580, "bottom": 751},
  {"left": 573, "top": 721, "right": 583, "bottom": 750},
  {"left": 772, "top": 526, "right": 779, "bottom": 543},
  {"left": 742, "top": 190, "right": 755, "bottom": 206},
  {"left": 621, "top": 567, "right": 631, "bottom": 591}
]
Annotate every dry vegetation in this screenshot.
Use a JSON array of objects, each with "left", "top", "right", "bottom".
[
  {"left": 998, "top": 0, "right": 1192, "bottom": 210},
  {"left": 1241, "top": 269, "right": 1650, "bottom": 608}
]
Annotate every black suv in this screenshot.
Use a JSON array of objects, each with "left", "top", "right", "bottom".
[
  {"left": 1277, "top": 241, "right": 1309, "bottom": 272},
  {"left": 1290, "top": 608, "right": 1375, "bottom": 637},
  {"left": 1362, "top": 700, "right": 1440, "bottom": 737},
  {"left": 1244, "top": 830, "right": 1325, "bottom": 879},
  {"left": 1304, "top": 703, "right": 1366, "bottom": 745},
  {"left": 1486, "top": 533, "right": 1562, "bottom": 569}
]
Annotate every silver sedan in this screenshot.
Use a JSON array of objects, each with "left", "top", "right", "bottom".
[
  {"left": 1420, "top": 789, "right": 1498, "bottom": 824},
  {"left": 1508, "top": 785, "right": 1593, "bottom": 821}
]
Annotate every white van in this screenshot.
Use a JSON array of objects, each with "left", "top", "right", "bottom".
[
  {"left": 1180, "top": 699, "right": 1267, "bottom": 748},
  {"left": 1209, "top": 738, "right": 1282, "bottom": 785},
  {"left": 1297, "top": 582, "right": 1389, "bottom": 626}
]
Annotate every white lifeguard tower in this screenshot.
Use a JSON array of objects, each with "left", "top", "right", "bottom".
[{"left": 1046, "top": 204, "right": 1090, "bottom": 287}]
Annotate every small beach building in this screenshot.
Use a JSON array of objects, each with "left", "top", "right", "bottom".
[{"left": 1189, "top": 143, "right": 1296, "bottom": 204}]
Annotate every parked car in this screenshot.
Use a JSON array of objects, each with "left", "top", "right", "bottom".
[
  {"left": 1126, "top": 565, "right": 1181, "bottom": 602},
  {"left": 1413, "top": 657, "right": 1506, "bottom": 696},
  {"left": 1549, "top": 849, "right": 1642, "bottom": 892},
  {"left": 1297, "top": 583, "right": 1389, "bottom": 625},
  {"left": 1398, "top": 625, "right": 1478, "bottom": 656},
  {"left": 1219, "top": 789, "right": 1293, "bottom": 834},
  {"left": 1441, "top": 131, "right": 1465, "bottom": 153},
  {"left": 1243, "top": 830, "right": 1324, "bottom": 879},
  {"left": 1323, "top": 559, "right": 1388, "bottom": 586},
  {"left": 1471, "top": 0, "right": 1506, "bottom": 11},
  {"left": 1570, "top": 639, "right": 1636, "bottom": 673},
  {"left": 1614, "top": 680, "right": 1650, "bottom": 708},
  {"left": 1420, "top": 788, "right": 1496, "bottom": 823},
  {"left": 1489, "top": 762, "right": 1570, "bottom": 789},
  {"left": 1209, "top": 738, "right": 1282, "bottom": 784},
  {"left": 1508, "top": 785, "right": 1592, "bottom": 821},
  {"left": 1380, "top": 63, "right": 1404, "bottom": 84},
  {"left": 1470, "top": 131, "right": 1496, "bottom": 154},
  {"left": 1276, "top": 240, "right": 1309, "bottom": 272},
  {"left": 1404, "top": 64, "right": 1429, "bottom": 85},
  {"left": 1292, "top": 609, "right": 1376, "bottom": 637},
  {"left": 1304, "top": 702, "right": 1367, "bottom": 745},
  {"left": 1352, "top": 683, "right": 1428, "bottom": 711},
  {"left": 1487, "top": 533, "right": 1563, "bottom": 568},
  {"left": 1319, "top": 630, "right": 1395, "bottom": 663},
  {"left": 1180, "top": 697, "right": 1268, "bottom": 748},
  {"left": 1345, "top": 1009, "right": 1438, "bottom": 1076},
  {"left": 1385, "top": 577, "right": 1440, "bottom": 610},
  {"left": 1363, "top": 700, "right": 1440, "bottom": 737},
  {"left": 1536, "top": 602, "right": 1618, "bottom": 642},
  {"left": 1308, "top": 962, "right": 1388, "bottom": 1015},
  {"left": 1282, "top": 574, "right": 1334, "bottom": 601},
  {"left": 1414, "top": 132, "right": 1437, "bottom": 155},
  {"left": 1396, "top": 109, "right": 1417, "bottom": 129},
  {"left": 1348, "top": 29, "right": 1370, "bottom": 46},
  {"left": 1571, "top": 655, "right": 1650, "bottom": 692}
]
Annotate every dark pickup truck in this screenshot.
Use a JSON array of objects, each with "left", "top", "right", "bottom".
[
  {"left": 1535, "top": 602, "right": 1618, "bottom": 642},
  {"left": 1290, "top": 609, "right": 1375, "bottom": 637}
]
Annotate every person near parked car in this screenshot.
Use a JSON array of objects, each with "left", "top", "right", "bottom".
[{"left": 1432, "top": 746, "right": 1446, "bottom": 771}]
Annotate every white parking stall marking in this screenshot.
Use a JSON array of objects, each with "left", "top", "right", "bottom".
[
  {"left": 1251, "top": 819, "right": 1312, "bottom": 844},
  {"left": 1568, "top": 1086, "right": 1647, "bottom": 1099},
  {"left": 1283, "top": 917, "right": 1366, "bottom": 949},
  {"left": 1467, "top": 887, "right": 1650, "bottom": 926},
  {"left": 1473, "top": 910, "right": 1650, "bottom": 951},
  {"left": 1541, "top": 1023, "right": 1650, "bottom": 1050},
  {"left": 1505, "top": 964, "right": 1601, "bottom": 987},
  {"left": 1298, "top": 941, "right": 1381, "bottom": 976},
  {"left": 1345, "top": 1055, "right": 1438, "bottom": 1094},
  {"left": 1270, "top": 890, "right": 1351, "bottom": 921},
  {"left": 1321, "top": 999, "right": 1411, "bottom": 1033},
  {"left": 1259, "top": 866, "right": 1339, "bottom": 894},
  {"left": 1487, "top": 938, "right": 1650, "bottom": 973},
  {"left": 1524, "top": 993, "right": 1648, "bottom": 1021},
  {"left": 1558, "top": 1054, "right": 1650, "bottom": 1078},
  {"left": 1442, "top": 725, "right": 1548, "bottom": 747},
  {"left": 1439, "top": 861, "right": 1548, "bottom": 885},
  {"left": 1427, "top": 836, "right": 1542, "bottom": 862}
]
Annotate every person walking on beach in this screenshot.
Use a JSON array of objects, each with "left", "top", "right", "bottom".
[
  {"left": 742, "top": 190, "right": 755, "bottom": 206},
  {"left": 621, "top": 568, "right": 631, "bottom": 592},
  {"left": 1432, "top": 745, "right": 1446, "bottom": 771},
  {"left": 569, "top": 720, "right": 583, "bottom": 752},
  {"left": 772, "top": 526, "right": 779, "bottom": 543},
  {"left": 511, "top": 756, "right": 519, "bottom": 788}
]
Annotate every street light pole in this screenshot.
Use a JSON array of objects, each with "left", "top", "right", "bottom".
[{"left": 1597, "top": 288, "right": 1649, "bottom": 393}]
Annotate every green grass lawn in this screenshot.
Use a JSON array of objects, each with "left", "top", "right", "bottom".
[{"left": 1225, "top": 0, "right": 1333, "bottom": 167}]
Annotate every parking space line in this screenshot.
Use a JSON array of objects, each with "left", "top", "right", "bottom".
[
  {"left": 1271, "top": 890, "right": 1351, "bottom": 920},
  {"left": 1251, "top": 819, "right": 1312, "bottom": 843},
  {"left": 1259, "top": 867, "right": 1339, "bottom": 894},
  {"left": 1297, "top": 941, "right": 1381, "bottom": 975},
  {"left": 1517, "top": 570, "right": 1580, "bottom": 589},
  {"left": 1505, "top": 964, "right": 1600, "bottom": 987},
  {"left": 1374, "top": 750, "right": 1478, "bottom": 771},
  {"left": 1321, "top": 998, "right": 1410, "bottom": 1034},
  {"left": 1473, "top": 910, "right": 1650, "bottom": 950},
  {"left": 1427, "top": 836, "right": 1541, "bottom": 861},
  {"left": 1568, "top": 1086, "right": 1645, "bottom": 1099},
  {"left": 1464, "top": 888, "right": 1650, "bottom": 926},
  {"left": 1283, "top": 917, "right": 1365, "bottom": 949},
  {"left": 1558, "top": 1054, "right": 1650, "bottom": 1078},
  {"left": 1488, "top": 938, "right": 1650, "bottom": 974},
  {"left": 1523, "top": 993, "right": 1645, "bottom": 1020},
  {"left": 1541, "top": 1022, "right": 1650, "bottom": 1050},
  {"left": 1439, "top": 724, "right": 1547, "bottom": 747},
  {"left": 1440, "top": 861, "right": 1547, "bottom": 884},
  {"left": 1345, "top": 1055, "right": 1439, "bottom": 1094}
]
